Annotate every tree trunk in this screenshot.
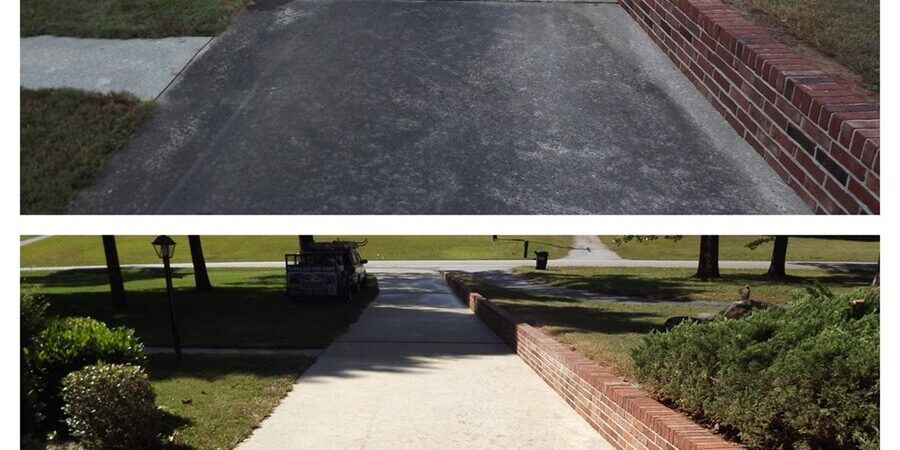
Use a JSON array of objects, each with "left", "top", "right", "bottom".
[
  {"left": 102, "top": 236, "right": 126, "bottom": 310},
  {"left": 766, "top": 236, "right": 789, "bottom": 278},
  {"left": 872, "top": 258, "right": 879, "bottom": 287},
  {"left": 695, "top": 235, "right": 720, "bottom": 279},
  {"left": 188, "top": 235, "right": 212, "bottom": 291},
  {"left": 299, "top": 236, "right": 315, "bottom": 251}
]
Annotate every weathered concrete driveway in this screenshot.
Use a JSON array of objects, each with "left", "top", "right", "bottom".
[
  {"left": 71, "top": 0, "right": 808, "bottom": 214},
  {"left": 236, "top": 273, "right": 613, "bottom": 449}
]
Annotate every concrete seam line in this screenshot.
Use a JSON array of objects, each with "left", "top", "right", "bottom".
[{"left": 153, "top": 36, "right": 215, "bottom": 103}]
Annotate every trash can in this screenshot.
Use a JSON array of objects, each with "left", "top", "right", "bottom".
[{"left": 534, "top": 251, "right": 549, "bottom": 270}]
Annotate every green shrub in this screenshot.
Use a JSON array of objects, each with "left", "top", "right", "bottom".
[
  {"left": 21, "top": 289, "right": 49, "bottom": 347},
  {"left": 21, "top": 289, "right": 50, "bottom": 434},
  {"left": 62, "top": 364, "right": 161, "bottom": 450},
  {"left": 633, "top": 288, "right": 879, "bottom": 449},
  {"left": 32, "top": 317, "right": 146, "bottom": 433}
]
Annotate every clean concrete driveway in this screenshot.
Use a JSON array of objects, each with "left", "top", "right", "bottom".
[
  {"left": 71, "top": 0, "right": 807, "bottom": 214},
  {"left": 236, "top": 272, "right": 613, "bottom": 449}
]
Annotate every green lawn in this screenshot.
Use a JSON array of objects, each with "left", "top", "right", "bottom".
[
  {"left": 458, "top": 275, "right": 720, "bottom": 378},
  {"left": 464, "top": 267, "right": 875, "bottom": 378},
  {"left": 21, "top": 236, "right": 574, "bottom": 267},
  {"left": 150, "top": 354, "right": 310, "bottom": 449},
  {"left": 600, "top": 236, "right": 879, "bottom": 262},
  {"left": 21, "top": 268, "right": 378, "bottom": 348},
  {"left": 511, "top": 266, "right": 873, "bottom": 304},
  {"left": 724, "top": 0, "right": 879, "bottom": 92},
  {"left": 21, "top": 88, "right": 152, "bottom": 214},
  {"left": 21, "top": 0, "right": 246, "bottom": 38}
]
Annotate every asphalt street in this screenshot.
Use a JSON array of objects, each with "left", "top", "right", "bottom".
[{"left": 70, "top": 0, "right": 809, "bottom": 214}]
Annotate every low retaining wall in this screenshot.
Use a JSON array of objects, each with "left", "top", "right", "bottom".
[
  {"left": 443, "top": 273, "right": 743, "bottom": 450},
  {"left": 619, "top": 0, "right": 879, "bottom": 214}
]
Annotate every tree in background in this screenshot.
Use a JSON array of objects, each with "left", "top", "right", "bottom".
[
  {"left": 613, "top": 235, "right": 720, "bottom": 279},
  {"left": 188, "top": 236, "right": 212, "bottom": 291},
  {"left": 101, "top": 236, "right": 126, "bottom": 310},
  {"left": 745, "top": 236, "right": 789, "bottom": 278},
  {"left": 695, "top": 236, "right": 720, "bottom": 279},
  {"left": 872, "top": 258, "right": 879, "bottom": 287}
]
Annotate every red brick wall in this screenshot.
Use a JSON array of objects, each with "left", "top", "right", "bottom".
[
  {"left": 619, "top": 0, "right": 879, "bottom": 214},
  {"left": 443, "top": 273, "right": 743, "bottom": 450}
]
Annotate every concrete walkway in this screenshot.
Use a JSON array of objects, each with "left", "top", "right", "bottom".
[
  {"left": 20, "top": 35, "right": 212, "bottom": 100},
  {"left": 236, "top": 273, "right": 613, "bottom": 449},
  {"left": 562, "top": 236, "right": 621, "bottom": 261},
  {"left": 20, "top": 236, "right": 52, "bottom": 247},
  {"left": 69, "top": 0, "right": 807, "bottom": 214}
]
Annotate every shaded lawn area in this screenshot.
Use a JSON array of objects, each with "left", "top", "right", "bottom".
[
  {"left": 459, "top": 276, "right": 720, "bottom": 379},
  {"left": 511, "top": 266, "right": 874, "bottom": 304},
  {"left": 21, "top": 0, "right": 246, "bottom": 38},
  {"left": 21, "top": 268, "right": 378, "bottom": 348},
  {"left": 599, "top": 236, "right": 879, "bottom": 262},
  {"left": 21, "top": 235, "right": 574, "bottom": 267},
  {"left": 724, "top": 0, "right": 879, "bottom": 93},
  {"left": 21, "top": 88, "right": 152, "bottom": 214},
  {"left": 150, "top": 354, "right": 311, "bottom": 449}
]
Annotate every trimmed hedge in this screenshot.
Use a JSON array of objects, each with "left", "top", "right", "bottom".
[
  {"left": 62, "top": 364, "right": 161, "bottom": 449},
  {"left": 21, "top": 289, "right": 49, "bottom": 348},
  {"left": 21, "top": 290, "right": 49, "bottom": 433},
  {"left": 633, "top": 287, "right": 879, "bottom": 450},
  {"left": 31, "top": 317, "right": 146, "bottom": 433}
]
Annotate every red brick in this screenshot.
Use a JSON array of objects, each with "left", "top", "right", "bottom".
[
  {"left": 823, "top": 177, "right": 861, "bottom": 214},
  {"left": 828, "top": 143, "right": 867, "bottom": 181},
  {"left": 860, "top": 139, "right": 879, "bottom": 168},
  {"left": 828, "top": 111, "right": 880, "bottom": 140},
  {"left": 839, "top": 120, "right": 879, "bottom": 149},
  {"left": 848, "top": 178, "right": 879, "bottom": 214}
]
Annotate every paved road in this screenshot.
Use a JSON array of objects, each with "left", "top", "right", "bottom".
[
  {"left": 71, "top": 0, "right": 807, "bottom": 214},
  {"left": 235, "top": 273, "right": 613, "bottom": 449},
  {"left": 20, "top": 259, "right": 877, "bottom": 273},
  {"left": 21, "top": 36, "right": 212, "bottom": 100}
]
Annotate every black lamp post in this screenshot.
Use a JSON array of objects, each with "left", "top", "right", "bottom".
[{"left": 152, "top": 235, "right": 182, "bottom": 362}]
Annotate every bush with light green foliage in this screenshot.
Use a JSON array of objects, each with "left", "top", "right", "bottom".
[
  {"left": 632, "top": 287, "right": 879, "bottom": 450},
  {"left": 62, "top": 364, "right": 161, "bottom": 449},
  {"left": 31, "top": 317, "right": 146, "bottom": 433}
]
